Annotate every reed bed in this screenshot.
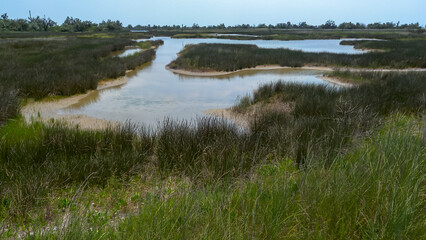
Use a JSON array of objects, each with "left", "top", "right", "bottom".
[{"left": 168, "top": 39, "right": 426, "bottom": 71}]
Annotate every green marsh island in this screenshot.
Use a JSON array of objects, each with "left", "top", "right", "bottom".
[{"left": 0, "top": 5, "right": 425, "bottom": 239}]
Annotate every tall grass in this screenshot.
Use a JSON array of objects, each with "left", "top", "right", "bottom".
[
  {"left": 168, "top": 39, "right": 426, "bottom": 71},
  {"left": 236, "top": 71, "right": 425, "bottom": 166},
  {"left": 24, "top": 115, "right": 425, "bottom": 239},
  {"left": 0, "top": 87, "right": 19, "bottom": 126}
]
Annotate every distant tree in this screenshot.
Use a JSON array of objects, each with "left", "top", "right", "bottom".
[
  {"left": 321, "top": 20, "right": 337, "bottom": 29},
  {"left": 367, "top": 22, "right": 396, "bottom": 29},
  {"left": 61, "top": 17, "right": 95, "bottom": 32},
  {"left": 338, "top": 22, "right": 357, "bottom": 30},
  {"left": 98, "top": 20, "right": 123, "bottom": 31},
  {"left": 41, "top": 16, "right": 56, "bottom": 31},
  {"left": 298, "top": 22, "right": 310, "bottom": 29}
]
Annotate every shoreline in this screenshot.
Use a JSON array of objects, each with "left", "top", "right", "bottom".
[
  {"left": 166, "top": 65, "right": 333, "bottom": 77},
  {"left": 167, "top": 65, "right": 426, "bottom": 77},
  {"left": 21, "top": 74, "right": 131, "bottom": 130}
]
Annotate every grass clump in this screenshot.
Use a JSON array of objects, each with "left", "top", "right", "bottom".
[
  {"left": 136, "top": 39, "right": 164, "bottom": 49},
  {"left": 235, "top": 71, "right": 425, "bottom": 166},
  {"left": 0, "top": 87, "right": 19, "bottom": 126}
]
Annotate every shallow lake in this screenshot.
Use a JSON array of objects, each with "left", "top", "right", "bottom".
[{"left": 61, "top": 37, "right": 364, "bottom": 126}]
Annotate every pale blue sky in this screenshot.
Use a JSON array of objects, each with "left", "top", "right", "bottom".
[{"left": 2, "top": 0, "right": 425, "bottom": 26}]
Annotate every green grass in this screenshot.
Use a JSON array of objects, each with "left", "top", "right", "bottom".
[
  {"left": 168, "top": 39, "right": 426, "bottom": 71},
  {"left": 8, "top": 115, "right": 424, "bottom": 239},
  {"left": 135, "top": 39, "right": 164, "bottom": 49}
]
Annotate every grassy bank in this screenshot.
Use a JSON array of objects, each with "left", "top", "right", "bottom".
[
  {"left": 0, "top": 36, "right": 163, "bottom": 125},
  {"left": 0, "top": 71, "right": 424, "bottom": 238},
  {"left": 168, "top": 39, "right": 426, "bottom": 72}
]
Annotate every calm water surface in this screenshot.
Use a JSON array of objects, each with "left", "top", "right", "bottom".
[{"left": 61, "top": 37, "right": 363, "bottom": 126}]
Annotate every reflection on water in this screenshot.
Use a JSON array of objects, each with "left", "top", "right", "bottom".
[
  {"left": 117, "top": 48, "right": 142, "bottom": 57},
  {"left": 61, "top": 37, "right": 360, "bottom": 127},
  {"left": 110, "top": 48, "right": 143, "bottom": 58}
]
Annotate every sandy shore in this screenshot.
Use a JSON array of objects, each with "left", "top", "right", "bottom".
[
  {"left": 21, "top": 74, "right": 130, "bottom": 130},
  {"left": 166, "top": 65, "right": 333, "bottom": 77},
  {"left": 168, "top": 65, "right": 426, "bottom": 77}
]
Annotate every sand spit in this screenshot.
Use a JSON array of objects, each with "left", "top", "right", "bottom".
[
  {"left": 166, "top": 65, "right": 333, "bottom": 77},
  {"left": 167, "top": 65, "right": 426, "bottom": 77}
]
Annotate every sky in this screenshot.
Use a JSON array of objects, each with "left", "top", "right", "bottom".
[{"left": 2, "top": 0, "right": 425, "bottom": 26}]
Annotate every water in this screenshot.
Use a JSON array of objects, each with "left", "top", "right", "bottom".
[
  {"left": 213, "top": 33, "right": 259, "bottom": 37},
  {"left": 61, "top": 37, "right": 363, "bottom": 126},
  {"left": 117, "top": 48, "right": 142, "bottom": 57}
]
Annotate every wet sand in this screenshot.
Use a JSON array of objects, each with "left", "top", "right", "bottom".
[
  {"left": 166, "top": 65, "right": 333, "bottom": 77},
  {"left": 167, "top": 65, "right": 426, "bottom": 77},
  {"left": 21, "top": 75, "right": 130, "bottom": 130}
]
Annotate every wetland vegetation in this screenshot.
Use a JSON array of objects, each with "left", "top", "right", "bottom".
[
  {"left": 0, "top": 18, "right": 425, "bottom": 238},
  {"left": 168, "top": 39, "right": 426, "bottom": 72},
  {"left": 1, "top": 68, "right": 425, "bottom": 238}
]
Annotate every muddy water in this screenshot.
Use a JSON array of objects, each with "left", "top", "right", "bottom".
[{"left": 60, "top": 37, "right": 364, "bottom": 127}]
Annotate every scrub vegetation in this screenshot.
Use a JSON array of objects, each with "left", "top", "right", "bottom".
[
  {"left": 168, "top": 39, "right": 426, "bottom": 72},
  {"left": 0, "top": 70, "right": 424, "bottom": 238}
]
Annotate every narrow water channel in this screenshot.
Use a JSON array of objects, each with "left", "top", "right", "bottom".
[{"left": 60, "top": 37, "right": 364, "bottom": 126}]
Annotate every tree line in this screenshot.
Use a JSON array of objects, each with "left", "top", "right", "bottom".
[
  {"left": 0, "top": 12, "right": 124, "bottom": 32},
  {"left": 133, "top": 20, "right": 423, "bottom": 31},
  {"left": 0, "top": 12, "right": 423, "bottom": 32}
]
